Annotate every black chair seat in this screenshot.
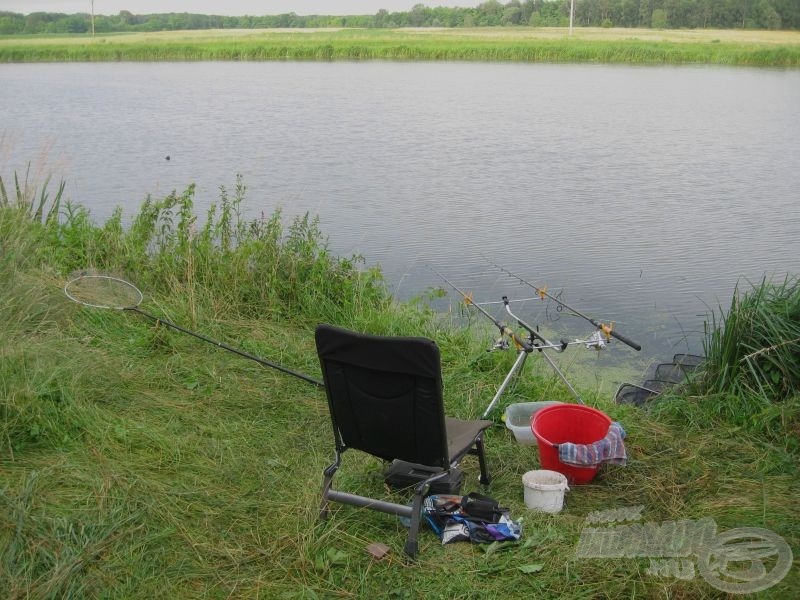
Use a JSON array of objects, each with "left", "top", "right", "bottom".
[{"left": 446, "top": 416, "right": 492, "bottom": 462}]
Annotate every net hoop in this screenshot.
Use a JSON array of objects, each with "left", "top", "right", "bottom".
[{"left": 64, "top": 275, "right": 144, "bottom": 310}]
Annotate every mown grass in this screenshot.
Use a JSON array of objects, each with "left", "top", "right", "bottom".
[
  {"left": 1, "top": 27, "right": 799, "bottom": 66},
  {"left": 1, "top": 174, "right": 797, "bottom": 598}
]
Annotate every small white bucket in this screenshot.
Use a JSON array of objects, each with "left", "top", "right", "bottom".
[{"left": 522, "top": 470, "right": 569, "bottom": 513}]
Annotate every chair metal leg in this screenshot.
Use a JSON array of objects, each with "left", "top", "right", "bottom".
[
  {"left": 403, "top": 485, "right": 426, "bottom": 559},
  {"left": 320, "top": 452, "right": 342, "bottom": 520},
  {"left": 475, "top": 436, "right": 491, "bottom": 486}
]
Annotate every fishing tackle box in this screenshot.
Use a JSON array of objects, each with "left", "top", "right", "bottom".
[{"left": 383, "top": 460, "right": 464, "bottom": 494}]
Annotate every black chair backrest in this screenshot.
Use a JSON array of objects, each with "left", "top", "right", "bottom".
[{"left": 315, "top": 324, "right": 449, "bottom": 469}]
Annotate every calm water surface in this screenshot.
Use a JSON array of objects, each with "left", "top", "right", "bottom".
[{"left": 3, "top": 62, "right": 799, "bottom": 383}]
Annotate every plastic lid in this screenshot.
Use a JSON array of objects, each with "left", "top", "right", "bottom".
[{"left": 522, "top": 469, "right": 569, "bottom": 490}]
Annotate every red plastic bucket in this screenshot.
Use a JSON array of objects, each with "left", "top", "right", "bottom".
[{"left": 531, "top": 404, "right": 612, "bottom": 484}]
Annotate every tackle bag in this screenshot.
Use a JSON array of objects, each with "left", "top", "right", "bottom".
[{"left": 461, "top": 492, "right": 506, "bottom": 523}]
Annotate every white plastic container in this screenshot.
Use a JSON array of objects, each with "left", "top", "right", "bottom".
[
  {"left": 522, "top": 469, "right": 569, "bottom": 513},
  {"left": 504, "top": 401, "right": 561, "bottom": 445}
]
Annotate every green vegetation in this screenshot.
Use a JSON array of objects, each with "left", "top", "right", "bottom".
[
  {"left": 1, "top": 0, "right": 798, "bottom": 33},
  {"left": 651, "top": 277, "right": 800, "bottom": 448},
  {"left": 1, "top": 27, "right": 799, "bottom": 66},
  {"left": 1, "top": 173, "right": 797, "bottom": 597},
  {"left": 701, "top": 277, "right": 800, "bottom": 402}
]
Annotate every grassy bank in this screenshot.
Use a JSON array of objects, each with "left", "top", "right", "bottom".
[
  {"left": 1, "top": 177, "right": 798, "bottom": 597},
  {"left": 1, "top": 27, "right": 800, "bottom": 66}
]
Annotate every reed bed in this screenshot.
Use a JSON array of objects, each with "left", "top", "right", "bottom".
[{"left": 1, "top": 174, "right": 797, "bottom": 597}]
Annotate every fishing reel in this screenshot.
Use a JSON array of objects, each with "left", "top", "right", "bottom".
[
  {"left": 487, "top": 337, "right": 510, "bottom": 352},
  {"left": 585, "top": 325, "right": 613, "bottom": 351}
]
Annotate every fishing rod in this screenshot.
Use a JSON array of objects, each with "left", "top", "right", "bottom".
[
  {"left": 498, "top": 295, "right": 585, "bottom": 406},
  {"left": 500, "top": 296, "right": 607, "bottom": 352},
  {"left": 432, "top": 264, "right": 645, "bottom": 414},
  {"left": 432, "top": 267, "right": 608, "bottom": 354},
  {"left": 484, "top": 258, "right": 642, "bottom": 352},
  {"left": 64, "top": 274, "right": 325, "bottom": 388},
  {"left": 430, "top": 266, "right": 535, "bottom": 353},
  {"left": 431, "top": 267, "right": 587, "bottom": 412}
]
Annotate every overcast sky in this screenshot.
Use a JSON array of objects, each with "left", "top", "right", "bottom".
[{"left": 1, "top": 1, "right": 479, "bottom": 16}]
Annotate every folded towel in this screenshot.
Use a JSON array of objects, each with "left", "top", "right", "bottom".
[{"left": 557, "top": 421, "right": 627, "bottom": 467}]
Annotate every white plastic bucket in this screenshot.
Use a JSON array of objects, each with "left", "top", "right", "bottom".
[
  {"left": 522, "top": 470, "right": 569, "bottom": 513},
  {"left": 504, "top": 401, "right": 561, "bottom": 445}
]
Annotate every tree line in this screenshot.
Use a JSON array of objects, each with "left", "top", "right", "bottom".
[{"left": 1, "top": 0, "right": 797, "bottom": 35}]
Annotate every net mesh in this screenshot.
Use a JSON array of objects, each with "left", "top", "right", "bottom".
[
  {"left": 654, "top": 363, "right": 689, "bottom": 384},
  {"left": 615, "top": 384, "right": 660, "bottom": 406},
  {"left": 672, "top": 353, "right": 705, "bottom": 370},
  {"left": 64, "top": 275, "right": 143, "bottom": 309},
  {"left": 616, "top": 355, "right": 705, "bottom": 407}
]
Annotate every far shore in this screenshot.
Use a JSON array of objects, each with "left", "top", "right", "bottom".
[
  {"left": 1, "top": 27, "right": 799, "bottom": 66},
  {"left": 1, "top": 27, "right": 799, "bottom": 46}
]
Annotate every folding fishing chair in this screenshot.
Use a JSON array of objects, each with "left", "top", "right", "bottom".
[{"left": 314, "top": 323, "right": 492, "bottom": 558}]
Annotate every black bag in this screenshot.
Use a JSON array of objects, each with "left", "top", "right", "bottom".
[{"left": 460, "top": 492, "right": 506, "bottom": 524}]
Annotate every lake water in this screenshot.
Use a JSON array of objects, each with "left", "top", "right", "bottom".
[{"left": 2, "top": 61, "right": 799, "bottom": 384}]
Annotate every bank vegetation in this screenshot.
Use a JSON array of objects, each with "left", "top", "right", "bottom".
[{"left": 1, "top": 172, "right": 797, "bottom": 597}]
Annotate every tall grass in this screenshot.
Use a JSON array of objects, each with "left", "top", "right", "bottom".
[
  {"left": 1, "top": 175, "right": 798, "bottom": 597},
  {"left": 701, "top": 277, "right": 800, "bottom": 401},
  {"left": 1, "top": 32, "right": 799, "bottom": 66},
  {"left": 8, "top": 174, "right": 398, "bottom": 330},
  {"left": 0, "top": 164, "right": 64, "bottom": 225},
  {"left": 651, "top": 278, "right": 800, "bottom": 451}
]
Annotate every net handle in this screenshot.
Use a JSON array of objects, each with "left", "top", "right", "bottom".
[
  {"left": 64, "top": 275, "right": 144, "bottom": 310},
  {"left": 63, "top": 274, "right": 324, "bottom": 388},
  {"left": 128, "top": 307, "right": 324, "bottom": 388}
]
